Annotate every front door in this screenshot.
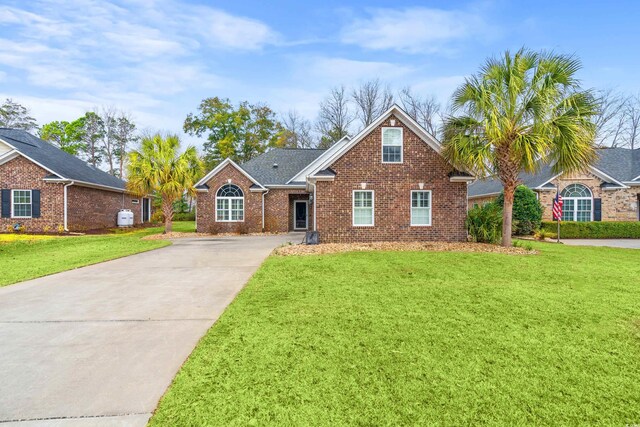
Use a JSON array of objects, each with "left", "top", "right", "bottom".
[{"left": 294, "top": 201, "right": 308, "bottom": 230}]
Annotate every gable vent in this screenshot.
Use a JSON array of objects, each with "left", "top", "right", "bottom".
[{"left": 273, "top": 163, "right": 278, "bottom": 168}]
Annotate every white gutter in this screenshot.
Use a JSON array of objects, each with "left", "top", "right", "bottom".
[
  {"left": 308, "top": 180, "right": 317, "bottom": 231},
  {"left": 261, "top": 189, "right": 270, "bottom": 231},
  {"left": 63, "top": 181, "right": 74, "bottom": 231}
]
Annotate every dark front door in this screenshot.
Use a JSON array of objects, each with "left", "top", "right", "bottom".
[
  {"left": 143, "top": 198, "right": 151, "bottom": 222},
  {"left": 294, "top": 201, "right": 308, "bottom": 230}
]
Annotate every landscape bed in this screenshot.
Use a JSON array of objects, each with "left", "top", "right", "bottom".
[{"left": 150, "top": 241, "right": 640, "bottom": 426}]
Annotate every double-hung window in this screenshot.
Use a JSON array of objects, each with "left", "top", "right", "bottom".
[
  {"left": 353, "top": 190, "right": 374, "bottom": 226},
  {"left": 12, "top": 190, "right": 32, "bottom": 218},
  {"left": 216, "top": 184, "right": 244, "bottom": 222},
  {"left": 382, "top": 127, "right": 403, "bottom": 163},
  {"left": 411, "top": 190, "right": 431, "bottom": 226}
]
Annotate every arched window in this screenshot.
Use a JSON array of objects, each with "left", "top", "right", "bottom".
[
  {"left": 561, "top": 183, "right": 592, "bottom": 222},
  {"left": 216, "top": 184, "right": 244, "bottom": 222}
]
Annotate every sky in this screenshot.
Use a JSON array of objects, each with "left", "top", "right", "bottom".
[{"left": 1, "top": 0, "right": 639, "bottom": 147}]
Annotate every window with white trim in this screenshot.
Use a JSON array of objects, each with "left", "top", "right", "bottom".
[
  {"left": 216, "top": 184, "right": 244, "bottom": 222},
  {"left": 561, "top": 184, "right": 592, "bottom": 222},
  {"left": 353, "top": 190, "right": 374, "bottom": 226},
  {"left": 411, "top": 190, "right": 431, "bottom": 226},
  {"left": 12, "top": 190, "right": 32, "bottom": 218},
  {"left": 382, "top": 127, "right": 403, "bottom": 163}
]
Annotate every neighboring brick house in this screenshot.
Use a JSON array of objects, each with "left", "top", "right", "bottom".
[
  {"left": 0, "top": 129, "right": 153, "bottom": 232},
  {"left": 468, "top": 149, "right": 640, "bottom": 222},
  {"left": 195, "top": 105, "right": 474, "bottom": 243}
]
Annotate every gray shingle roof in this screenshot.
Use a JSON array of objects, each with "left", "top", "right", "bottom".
[
  {"left": 0, "top": 128, "right": 126, "bottom": 191},
  {"left": 468, "top": 148, "right": 640, "bottom": 197},
  {"left": 240, "top": 148, "right": 326, "bottom": 185}
]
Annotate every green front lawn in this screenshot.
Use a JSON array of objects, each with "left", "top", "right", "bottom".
[
  {"left": 150, "top": 242, "right": 640, "bottom": 426},
  {"left": 0, "top": 221, "right": 195, "bottom": 287}
]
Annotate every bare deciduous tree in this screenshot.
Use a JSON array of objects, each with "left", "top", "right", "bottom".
[
  {"left": 593, "top": 89, "right": 629, "bottom": 147},
  {"left": 625, "top": 94, "right": 640, "bottom": 150},
  {"left": 316, "top": 85, "right": 354, "bottom": 149},
  {"left": 281, "top": 110, "right": 315, "bottom": 148},
  {"left": 398, "top": 87, "right": 442, "bottom": 137},
  {"left": 352, "top": 79, "right": 394, "bottom": 129}
]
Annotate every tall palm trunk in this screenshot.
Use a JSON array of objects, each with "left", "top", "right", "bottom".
[
  {"left": 501, "top": 184, "right": 515, "bottom": 247},
  {"left": 162, "top": 197, "right": 173, "bottom": 234}
]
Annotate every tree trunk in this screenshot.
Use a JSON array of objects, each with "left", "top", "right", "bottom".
[
  {"left": 502, "top": 184, "right": 515, "bottom": 247},
  {"left": 162, "top": 197, "right": 173, "bottom": 234}
]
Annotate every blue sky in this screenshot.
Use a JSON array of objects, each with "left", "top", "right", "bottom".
[{"left": 1, "top": 0, "right": 639, "bottom": 146}]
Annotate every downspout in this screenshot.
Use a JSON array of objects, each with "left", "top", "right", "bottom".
[
  {"left": 261, "top": 189, "right": 270, "bottom": 232},
  {"left": 63, "top": 181, "right": 74, "bottom": 232},
  {"left": 308, "top": 180, "right": 317, "bottom": 231}
]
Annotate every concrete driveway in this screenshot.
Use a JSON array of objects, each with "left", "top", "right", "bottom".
[
  {"left": 0, "top": 233, "right": 301, "bottom": 426},
  {"left": 561, "top": 239, "right": 640, "bottom": 249}
]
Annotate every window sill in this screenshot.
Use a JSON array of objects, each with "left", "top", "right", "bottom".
[{"left": 215, "top": 220, "right": 245, "bottom": 223}]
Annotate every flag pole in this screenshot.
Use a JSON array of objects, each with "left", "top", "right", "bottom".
[{"left": 556, "top": 184, "right": 560, "bottom": 243}]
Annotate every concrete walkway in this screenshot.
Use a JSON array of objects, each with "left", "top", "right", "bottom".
[
  {"left": 0, "top": 233, "right": 302, "bottom": 426},
  {"left": 561, "top": 239, "right": 640, "bottom": 249}
]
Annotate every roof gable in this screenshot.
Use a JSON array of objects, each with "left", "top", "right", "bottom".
[
  {"left": 195, "top": 158, "right": 265, "bottom": 190},
  {"left": 308, "top": 104, "right": 443, "bottom": 175},
  {"left": 0, "top": 129, "right": 127, "bottom": 191}
]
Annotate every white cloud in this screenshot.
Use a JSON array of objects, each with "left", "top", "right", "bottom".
[
  {"left": 191, "top": 8, "right": 280, "bottom": 50},
  {"left": 294, "top": 56, "right": 414, "bottom": 86},
  {"left": 341, "top": 7, "right": 490, "bottom": 54}
]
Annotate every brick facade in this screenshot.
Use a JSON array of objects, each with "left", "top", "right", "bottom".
[
  {"left": 0, "top": 156, "right": 64, "bottom": 232},
  {"left": 66, "top": 185, "right": 143, "bottom": 231},
  {"left": 196, "top": 163, "right": 264, "bottom": 233},
  {"left": 468, "top": 171, "right": 640, "bottom": 222},
  {"left": 1, "top": 155, "right": 145, "bottom": 233},
  {"left": 196, "top": 164, "right": 314, "bottom": 234},
  {"left": 315, "top": 114, "right": 468, "bottom": 243},
  {"left": 537, "top": 171, "right": 640, "bottom": 221}
]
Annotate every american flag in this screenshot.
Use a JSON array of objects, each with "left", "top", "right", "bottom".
[{"left": 552, "top": 192, "right": 563, "bottom": 221}]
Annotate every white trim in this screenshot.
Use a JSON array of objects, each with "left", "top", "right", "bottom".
[
  {"left": 263, "top": 184, "right": 306, "bottom": 189},
  {"left": 410, "top": 190, "right": 432, "bottom": 227},
  {"left": 306, "top": 175, "right": 334, "bottom": 181},
  {"left": 0, "top": 150, "right": 19, "bottom": 166},
  {"left": 534, "top": 166, "right": 629, "bottom": 190},
  {"left": 309, "top": 105, "right": 444, "bottom": 176},
  {"left": 287, "top": 136, "right": 351, "bottom": 184},
  {"left": 293, "top": 200, "right": 309, "bottom": 230},
  {"left": 195, "top": 158, "right": 265, "bottom": 189},
  {"left": 63, "top": 182, "right": 74, "bottom": 231},
  {"left": 352, "top": 189, "right": 374, "bottom": 227},
  {"left": 381, "top": 127, "right": 403, "bottom": 164},
  {"left": 11, "top": 189, "right": 32, "bottom": 219},
  {"left": 449, "top": 176, "right": 475, "bottom": 183},
  {"left": 215, "top": 184, "right": 244, "bottom": 222}
]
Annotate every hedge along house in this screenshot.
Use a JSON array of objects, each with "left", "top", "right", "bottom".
[
  {"left": 468, "top": 148, "right": 640, "bottom": 222},
  {"left": 0, "top": 129, "right": 153, "bottom": 232},
  {"left": 195, "top": 105, "right": 474, "bottom": 243}
]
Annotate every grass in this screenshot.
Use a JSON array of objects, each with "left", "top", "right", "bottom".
[
  {"left": 0, "top": 221, "right": 195, "bottom": 287},
  {"left": 150, "top": 241, "right": 640, "bottom": 426}
]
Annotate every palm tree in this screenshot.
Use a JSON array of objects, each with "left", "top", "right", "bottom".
[
  {"left": 442, "top": 48, "right": 598, "bottom": 246},
  {"left": 127, "top": 133, "right": 203, "bottom": 233}
]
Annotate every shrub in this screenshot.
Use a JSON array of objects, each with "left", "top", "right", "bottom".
[
  {"left": 496, "top": 185, "right": 543, "bottom": 235},
  {"left": 541, "top": 221, "right": 640, "bottom": 239},
  {"left": 534, "top": 229, "right": 556, "bottom": 241},
  {"left": 173, "top": 212, "right": 195, "bottom": 221},
  {"left": 150, "top": 210, "right": 164, "bottom": 223},
  {"left": 466, "top": 202, "right": 503, "bottom": 244}
]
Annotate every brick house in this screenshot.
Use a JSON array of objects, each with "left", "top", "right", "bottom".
[
  {"left": 195, "top": 105, "right": 474, "bottom": 243},
  {"left": 468, "top": 148, "right": 640, "bottom": 222},
  {"left": 0, "top": 129, "right": 152, "bottom": 232}
]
